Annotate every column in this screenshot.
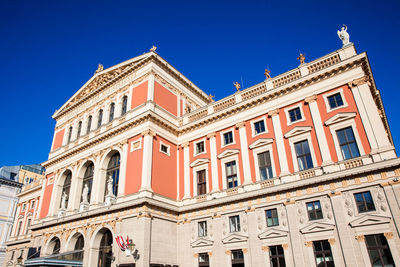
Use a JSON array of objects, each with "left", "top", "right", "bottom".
[
  {"left": 207, "top": 133, "right": 220, "bottom": 192},
  {"left": 182, "top": 142, "right": 191, "bottom": 199},
  {"left": 115, "top": 97, "right": 123, "bottom": 118},
  {"left": 381, "top": 184, "right": 400, "bottom": 235},
  {"left": 243, "top": 248, "right": 251, "bottom": 267},
  {"left": 48, "top": 172, "right": 62, "bottom": 217},
  {"left": 355, "top": 235, "right": 372, "bottom": 267},
  {"left": 236, "top": 122, "right": 252, "bottom": 185},
  {"left": 37, "top": 177, "right": 47, "bottom": 218},
  {"left": 282, "top": 243, "right": 292, "bottom": 266},
  {"left": 268, "top": 109, "right": 290, "bottom": 176},
  {"left": 140, "top": 130, "right": 155, "bottom": 192},
  {"left": 91, "top": 153, "right": 105, "bottom": 205},
  {"left": 384, "top": 232, "right": 400, "bottom": 264},
  {"left": 176, "top": 147, "right": 180, "bottom": 199},
  {"left": 262, "top": 246, "right": 271, "bottom": 267},
  {"left": 117, "top": 140, "right": 129, "bottom": 197},
  {"left": 68, "top": 163, "right": 81, "bottom": 211},
  {"left": 305, "top": 95, "right": 333, "bottom": 166},
  {"left": 329, "top": 193, "right": 365, "bottom": 266},
  {"left": 147, "top": 74, "right": 155, "bottom": 101},
  {"left": 285, "top": 202, "right": 306, "bottom": 266},
  {"left": 225, "top": 250, "right": 231, "bottom": 266},
  {"left": 304, "top": 242, "right": 316, "bottom": 266},
  {"left": 328, "top": 238, "right": 345, "bottom": 266}
]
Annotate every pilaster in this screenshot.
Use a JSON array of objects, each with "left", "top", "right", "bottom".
[
  {"left": 236, "top": 122, "right": 252, "bottom": 185},
  {"left": 147, "top": 74, "right": 155, "bottom": 101},
  {"left": 207, "top": 132, "right": 220, "bottom": 192},
  {"left": 182, "top": 142, "right": 191, "bottom": 199},
  {"left": 268, "top": 109, "right": 290, "bottom": 176},
  {"left": 140, "top": 130, "right": 155, "bottom": 193},
  {"left": 117, "top": 140, "right": 129, "bottom": 197}
]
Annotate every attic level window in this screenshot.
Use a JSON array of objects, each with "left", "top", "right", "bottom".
[
  {"left": 223, "top": 131, "right": 233, "bottom": 146},
  {"left": 288, "top": 107, "right": 302, "bottom": 122},
  {"left": 328, "top": 93, "right": 344, "bottom": 109},
  {"left": 160, "top": 143, "right": 170, "bottom": 155},
  {"left": 67, "top": 126, "right": 73, "bottom": 143},
  {"left": 196, "top": 141, "right": 205, "bottom": 154},
  {"left": 121, "top": 96, "right": 128, "bottom": 116},
  {"left": 109, "top": 103, "right": 115, "bottom": 122},
  {"left": 97, "top": 109, "right": 103, "bottom": 128},
  {"left": 254, "top": 120, "right": 266, "bottom": 135}
]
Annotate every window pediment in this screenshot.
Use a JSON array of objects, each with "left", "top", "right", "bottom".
[
  {"left": 217, "top": 149, "right": 240, "bottom": 159},
  {"left": 221, "top": 233, "right": 248, "bottom": 244},
  {"left": 349, "top": 214, "right": 391, "bottom": 228},
  {"left": 300, "top": 222, "right": 335, "bottom": 234},
  {"left": 191, "top": 237, "right": 214, "bottom": 248},
  {"left": 284, "top": 126, "right": 312, "bottom": 138},
  {"left": 258, "top": 228, "right": 288, "bottom": 240},
  {"left": 324, "top": 112, "right": 356, "bottom": 126},
  {"left": 190, "top": 158, "right": 210, "bottom": 168},
  {"left": 249, "top": 138, "right": 274, "bottom": 149}
]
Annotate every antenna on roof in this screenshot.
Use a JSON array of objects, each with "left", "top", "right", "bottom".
[{"left": 240, "top": 76, "right": 244, "bottom": 90}]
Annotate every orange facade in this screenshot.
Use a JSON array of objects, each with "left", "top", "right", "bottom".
[
  {"left": 125, "top": 135, "right": 143, "bottom": 195},
  {"left": 52, "top": 128, "right": 65, "bottom": 151},
  {"left": 154, "top": 81, "right": 178, "bottom": 116},
  {"left": 39, "top": 174, "right": 54, "bottom": 219}
]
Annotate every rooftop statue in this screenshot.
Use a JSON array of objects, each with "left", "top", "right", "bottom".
[
  {"left": 297, "top": 53, "right": 306, "bottom": 65},
  {"left": 337, "top": 25, "right": 350, "bottom": 46},
  {"left": 208, "top": 94, "right": 215, "bottom": 102},
  {"left": 150, "top": 45, "right": 157, "bottom": 52},
  {"left": 264, "top": 68, "right": 271, "bottom": 79},
  {"left": 233, "top": 82, "right": 241, "bottom": 91},
  {"left": 95, "top": 64, "right": 104, "bottom": 73}
]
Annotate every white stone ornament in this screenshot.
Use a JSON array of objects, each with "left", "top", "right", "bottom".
[
  {"left": 337, "top": 25, "right": 351, "bottom": 47},
  {"left": 105, "top": 175, "right": 116, "bottom": 206},
  {"left": 61, "top": 192, "right": 67, "bottom": 210}
]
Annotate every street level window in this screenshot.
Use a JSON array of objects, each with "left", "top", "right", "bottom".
[
  {"left": 354, "top": 191, "right": 375, "bottom": 213},
  {"left": 258, "top": 151, "right": 273, "bottom": 180},
  {"left": 198, "top": 253, "right": 209, "bottom": 267},
  {"left": 307, "top": 201, "right": 323, "bottom": 221},
  {"left": 223, "top": 131, "right": 234, "bottom": 145},
  {"left": 295, "top": 140, "right": 313, "bottom": 171},
  {"left": 196, "top": 141, "right": 205, "bottom": 154},
  {"left": 226, "top": 161, "right": 238, "bottom": 188},
  {"left": 327, "top": 93, "right": 344, "bottom": 109},
  {"left": 198, "top": 221, "right": 207, "bottom": 237},
  {"left": 229, "top": 215, "right": 240, "bottom": 232},
  {"left": 197, "top": 170, "right": 207, "bottom": 195},
  {"left": 365, "top": 234, "right": 395, "bottom": 267},
  {"left": 288, "top": 107, "right": 302, "bottom": 122},
  {"left": 313, "top": 240, "right": 335, "bottom": 267},
  {"left": 266, "top": 208, "right": 279, "bottom": 227},
  {"left": 269, "top": 245, "right": 286, "bottom": 267},
  {"left": 336, "top": 127, "right": 360, "bottom": 160},
  {"left": 254, "top": 120, "right": 266, "bottom": 135},
  {"left": 231, "top": 250, "right": 244, "bottom": 267}
]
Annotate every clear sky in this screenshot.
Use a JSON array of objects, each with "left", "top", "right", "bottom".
[{"left": 0, "top": 0, "right": 399, "bottom": 166}]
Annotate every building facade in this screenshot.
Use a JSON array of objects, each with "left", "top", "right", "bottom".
[{"left": 6, "top": 38, "right": 400, "bottom": 267}]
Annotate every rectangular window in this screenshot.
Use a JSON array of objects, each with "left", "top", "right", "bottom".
[
  {"left": 365, "top": 234, "right": 395, "bottom": 267},
  {"left": 229, "top": 215, "right": 240, "bottom": 232},
  {"left": 160, "top": 144, "right": 170, "bottom": 155},
  {"left": 16, "top": 221, "right": 22, "bottom": 236},
  {"left": 336, "top": 127, "right": 360, "bottom": 160},
  {"left": 30, "top": 200, "right": 35, "bottom": 209},
  {"left": 313, "top": 240, "right": 335, "bottom": 267},
  {"left": 22, "top": 204, "right": 26, "bottom": 211},
  {"left": 266, "top": 209, "right": 279, "bottom": 227},
  {"left": 25, "top": 218, "right": 31, "bottom": 234},
  {"left": 225, "top": 161, "right": 238, "bottom": 188},
  {"left": 327, "top": 93, "right": 344, "bottom": 109},
  {"left": 354, "top": 191, "right": 375, "bottom": 213},
  {"left": 258, "top": 151, "right": 273, "bottom": 180},
  {"left": 198, "top": 252, "right": 210, "bottom": 267},
  {"left": 254, "top": 120, "right": 266, "bottom": 135},
  {"left": 295, "top": 140, "right": 313, "bottom": 171},
  {"left": 269, "top": 245, "right": 286, "bottom": 267},
  {"left": 307, "top": 201, "right": 323, "bottom": 221},
  {"left": 197, "top": 170, "right": 207, "bottom": 195},
  {"left": 196, "top": 141, "right": 205, "bottom": 154},
  {"left": 288, "top": 107, "right": 302, "bottom": 122},
  {"left": 198, "top": 221, "right": 207, "bottom": 237},
  {"left": 223, "top": 131, "right": 234, "bottom": 146},
  {"left": 231, "top": 250, "right": 244, "bottom": 265}
]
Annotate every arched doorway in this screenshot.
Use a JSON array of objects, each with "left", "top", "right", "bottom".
[
  {"left": 97, "top": 229, "right": 113, "bottom": 267},
  {"left": 47, "top": 237, "right": 61, "bottom": 255}
]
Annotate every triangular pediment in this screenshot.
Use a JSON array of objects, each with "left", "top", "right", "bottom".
[
  {"left": 258, "top": 228, "right": 288, "bottom": 239},
  {"left": 53, "top": 53, "right": 153, "bottom": 119},
  {"left": 284, "top": 126, "right": 312, "bottom": 138},
  {"left": 324, "top": 112, "right": 356, "bottom": 126},
  {"left": 221, "top": 233, "right": 248, "bottom": 244},
  {"left": 349, "top": 214, "right": 391, "bottom": 228},
  {"left": 249, "top": 138, "right": 274, "bottom": 149},
  {"left": 217, "top": 149, "right": 240, "bottom": 159},
  {"left": 191, "top": 237, "right": 214, "bottom": 248},
  {"left": 190, "top": 158, "right": 210, "bottom": 167},
  {"left": 300, "top": 222, "right": 335, "bottom": 234}
]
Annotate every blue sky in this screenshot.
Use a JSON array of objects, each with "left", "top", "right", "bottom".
[{"left": 0, "top": 0, "right": 399, "bottom": 166}]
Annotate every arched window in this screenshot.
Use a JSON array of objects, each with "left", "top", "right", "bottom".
[
  {"left": 86, "top": 115, "right": 92, "bottom": 134},
  {"left": 82, "top": 163, "right": 94, "bottom": 203},
  {"left": 121, "top": 96, "right": 128, "bottom": 116},
  {"left": 106, "top": 153, "right": 120, "bottom": 196},
  {"left": 74, "top": 235, "right": 84, "bottom": 250},
  {"left": 77, "top": 121, "right": 82, "bottom": 138},
  {"left": 109, "top": 103, "right": 115, "bottom": 122},
  {"left": 67, "top": 127, "right": 73, "bottom": 144},
  {"left": 97, "top": 109, "right": 103, "bottom": 129},
  {"left": 97, "top": 229, "right": 113, "bottom": 267},
  {"left": 61, "top": 172, "right": 72, "bottom": 208},
  {"left": 51, "top": 238, "right": 61, "bottom": 255}
]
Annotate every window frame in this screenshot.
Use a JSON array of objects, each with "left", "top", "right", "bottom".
[
  {"left": 323, "top": 88, "right": 348, "bottom": 113},
  {"left": 159, "top": 142, "right": 170, "bottom": 156},
  {"left": 354, "top": 191, "right": 376, "bottom": 213},
  {"left": 198, "top": 252, "right": 210, "bottom": 267},
  {"left": 266, "top": 208, "right": 279, "bottom": 227},
  {"left": 312, "top": 240, "right": 335, "bottom": 267},
  {"left": 225, "top": 161, "right": 239, "bottom": 189},
  {"left": 251, "top": 116, "right": 268, "bottom": 137},
  {"left": 86, "top": 115, "right": 92, "bottom": 134},
  {"left": 97, "top": 109, "right": 103, "bottom": 129},
  {"left": 250, "top": 142, "right": 276, "bottom": 182},
  {"left": 269, "top": 245, "right": 286, "bottom": 267},
  {"left": 121, "top": 95, "right": 128, "bottom": 116},
  {"left": 192, "top": 162, "right": 209, "bottom": 196},
  {"left": 194, "top": 138, "right": 207, "bottom": 156},
  {"left": 365, "top": 234, "right": 395, "bottom": 267},
  {"left": 109, "top": 102, "right": 115, "bottom": 123},
  {"left": 306, "top": 200, "right": 324, "bottom": 221},
  {"left": 198, "top": 221, "right": 207, "bottom": 237},
  {"left": 220, "top": 128, "right": 236, "bottom": 147},
  {"left": 336, "top": 126, "right": 361, "bottom": 160},
  {"left": 229, "top": 215, "right": 241, "bottom": 233},
  {"left": 30, "top": 200, "right": 35, "bottom": 209},
  {"left": 220, "top": 153, "right": 241, "bottom": 190},
  {"left": 285, "top": 103, "right": 305, "bottom": 126},
  {"left": 287, "top": 131, "right": 317, "bottom": 172}
]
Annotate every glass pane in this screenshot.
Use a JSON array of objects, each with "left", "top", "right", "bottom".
[
  {"left": 349, "top": 143, "right": 360, "bottom": 157},
  {"left": 341, "top": 146, "right": 352, "bottom": 160}
]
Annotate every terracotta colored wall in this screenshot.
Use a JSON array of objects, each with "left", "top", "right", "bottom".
[
  {"left": 280, "top": 101, "right": 322, "bottom": 173},
  {"left": 52, "top": 128, "right": 65, "bottom": 151},
  {"left": 154, "top": 81, "right": 178, "bottom": 116},
  {"left": 39, "top": 174, "right": 54, "bottom": 219},
  {"left": 189, "top": 136, "right": 212, "bottom": 197},
  {"left": 125, "top": 135, "right": 143, "bottom": 195},
  {"left": 152, "top": 136, "right": 177, "bottom": 199},
  {"left": 317, "top": 85, "right": 371, "bottom": 160},
  {"left": 131, "top": 81, "right": 148, "bottom": 109}
]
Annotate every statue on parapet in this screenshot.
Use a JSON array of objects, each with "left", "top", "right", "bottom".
[
  {"left": 233, "top": 82, "right": 241, "bottom": 91},
  {"left": 297, "top": 53, "right": 306, "bottom": 65},
  {"left": 208, "top": 94, "right": 215, "bottom": 102},
  {"left": 150, "top": 45, "right": 157, "bottom": 52},
  {"left": 95, "top": 64, "right": 104, "bottom": 73},
  {"left": 337, "top": 25, "right": 350, "bottom": 46},
  {"left": 264, "top": 68, "right": 271, "bottom": 79}
]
